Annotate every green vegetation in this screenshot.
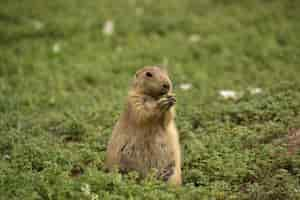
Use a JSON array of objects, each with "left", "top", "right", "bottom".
[{"left": 1, "top": 0, "right": 300, "bottom": 199}]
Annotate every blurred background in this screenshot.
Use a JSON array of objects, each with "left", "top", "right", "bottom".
[{"left": 0, "top": 0, "right": 300, "bottom": 199}]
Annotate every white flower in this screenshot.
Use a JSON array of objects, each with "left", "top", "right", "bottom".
[
  {"left": 102, "top": 20, "right": 114, "bottom": 36},
  {"left": 3, "top": 154, "right": 10, "bottom": 160},
  {"left": 81, "top": 183, "right": 91, "bottom": 196},
  {"left": 32, "top": 20, "right": 44, "bottom": 30},
  {"left": 180, "top": 83, "right": 192, "bottom": 90},
  {"left": 219, "top": 90, "right": 242, "bottom": 100},
  {"left": 189, "top": 34, "right": 201, "bottom": 43},
  {"left": 52, "top": 43, "right": 61, "bottom": 53},
  {"left": 91, "top": 194, "right": 99, "bottom": 200},
  {"left": 249, "top": 87, "right": 262, "bottom": 95}
]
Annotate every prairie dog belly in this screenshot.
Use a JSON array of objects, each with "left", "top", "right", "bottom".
[{"left": 119, "top": 127, "right": 175, "bottom": 177}]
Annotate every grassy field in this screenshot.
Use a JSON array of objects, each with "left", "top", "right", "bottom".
[{"left": 1, "top": 0, "right": 300, "bottom": 199}]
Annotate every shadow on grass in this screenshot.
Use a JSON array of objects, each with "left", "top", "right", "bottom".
[
  {"left": 0, "top": 31, "right": 65, "bottom": 46},
  {"left": 0, "top": 12, "right": 66, "bottom": 46},
  {"left": 0, "top": 12, "right": 21, "bottom": 24}
]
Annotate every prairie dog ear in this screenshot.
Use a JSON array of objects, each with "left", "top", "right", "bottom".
[
  {"left": 159, "top": 65, "right": 169, "bottom": 75},
  {"left": 135, "top": 68, "right": 146, "bottom": 78}
]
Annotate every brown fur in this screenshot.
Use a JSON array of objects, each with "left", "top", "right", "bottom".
[{"left": 105, "top": 66, "right": 182, "bottom": 185}]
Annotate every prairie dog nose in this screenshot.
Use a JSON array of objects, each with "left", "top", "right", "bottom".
[{"left": 162, "top": 83, "right": 170, "bottom": 90}]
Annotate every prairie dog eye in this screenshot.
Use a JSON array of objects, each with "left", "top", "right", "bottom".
[{"left": 145, "top": 72, "right": 153, "bottom": 77}]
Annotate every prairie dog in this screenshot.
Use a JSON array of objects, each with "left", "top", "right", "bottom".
[{"left": 105, "top": 66, "right": 181, "bottom": 185}]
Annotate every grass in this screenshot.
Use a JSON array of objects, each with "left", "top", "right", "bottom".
[{"left": 0, "top": 0, "right": 300, "bottom": 199}]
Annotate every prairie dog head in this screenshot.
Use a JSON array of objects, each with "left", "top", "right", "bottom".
[{"left": 132, "top": 66, "right": 172, "bottom": 98}]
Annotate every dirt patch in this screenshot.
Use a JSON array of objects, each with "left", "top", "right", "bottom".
[{"left": 69, "top": 164, "right": 84, "bottom": 177}]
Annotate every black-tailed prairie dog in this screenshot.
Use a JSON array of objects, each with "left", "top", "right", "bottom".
[{"left": 105, "top": 66, "right": 182, "bottom": 186}]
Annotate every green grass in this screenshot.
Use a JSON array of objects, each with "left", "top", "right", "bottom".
[{"left": 1, "top": 0, "right": 300, "bottom": 199}]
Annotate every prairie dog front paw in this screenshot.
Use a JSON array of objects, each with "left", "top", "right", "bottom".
[{"left": 158, "top": 93, "right": 176, "bottom": 111}]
